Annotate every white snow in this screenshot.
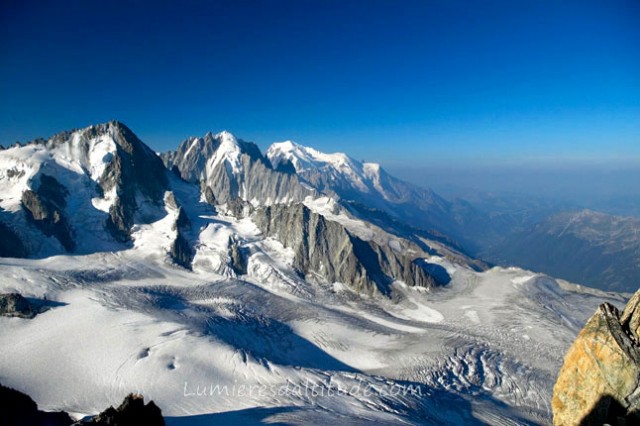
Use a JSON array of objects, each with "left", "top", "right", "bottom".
[
  {"left": 183, "top": 137, "right": 200, "bottom": 158},
  {"left": 0, "top": 130, "right": 130, "bottom": 256},
  {"left": 206, "top": 131, "right": 243, "bottom": 175},
  {"left": 267, "top": 141, "right": 388, "bottom": 196},
  {"left": 0, "top": 244, "right": 624, "bottom": 425},
  {"left": 0, "top": 221, "right": 621, "bottom": 424},
  {"left": 0, "top": 126, "right": 630, "bottom": 425}
]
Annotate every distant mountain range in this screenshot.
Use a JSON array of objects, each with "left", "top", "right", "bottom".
[
  {"left": 1, "top": 121, "right": 637, "bottom": 292},
  {"left": 490, "top": 209, "right": 640, "bottom": 292}
]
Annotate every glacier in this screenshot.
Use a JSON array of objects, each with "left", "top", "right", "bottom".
[{"left": 0, "top": 121, "right": 629, "bottom": 425}]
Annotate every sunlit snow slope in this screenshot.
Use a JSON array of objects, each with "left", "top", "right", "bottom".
[
  {"left": 0, "top": 211, "right": 624, "bottom": 424},
  {"left": 0, "top": 122, "right": 628, "bottom": 425}
]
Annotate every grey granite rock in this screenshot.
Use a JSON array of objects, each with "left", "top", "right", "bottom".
[
  {"left": 90, "top": 122, "right": 168, "bottom": 242},
  {"left": 228, "top": 236, "right": 247, "bottom": 275},
  {"left": 253, "top": 203, "right": 441, "bottom": 296},
  {"left": 21, "top": 174, "right": 75, "bottom": 251},
  {"left": 162, "top": 133, "right": 315, "bottom": 206}
]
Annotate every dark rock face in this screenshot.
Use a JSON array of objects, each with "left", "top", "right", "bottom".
[
  {"left": 274, "top": 158, "right": 296, "bottom": 174},
  {"left": 173, "top": 207, "right": 190, "bottom": 231},
  {"left": 21, "top": 174, "right": 74, "bottom": 251},
  {"left": 170, "top": 232, "right": 192, "bottom": 269},
  {"left": 162, "top": 133, "right": 221, "bottom": 182},
  {"left": 228, "top": 236, "right": 247, "bottom": 275},
  {"left": 77, "top": 393, "right": 164, "bottom": 426},
  {"left": 168, "top": 195, "right": 193, "bottom": 269},
  {"left": 552, "top": 289, "right": 640, "bottom": 425},
  {"left": 0, "top": 383, "right": 73, "bottom": 426},
  {"left": 225, "top": 197, "right": 254, "bottom": 218},
  {"left": 253, "top": 203, "right": 442, "bottom": 295},
  {"left": 0, "top": 220, "right": 27, "bottom": 257},
  {"left": 202, "top": 185, "right": 216, "bottom": 205},
  {"left": 0, "top": 293, "right": 36, "bottom": 318},
  {"left": 0, "top": 386, "right": 164, "bottom": 426},
  {"left": 93, "top": 122, "right": 168, "bottom": 242},
  {"left": 105, "top": 196, "right": 132, "bottom": 242}
]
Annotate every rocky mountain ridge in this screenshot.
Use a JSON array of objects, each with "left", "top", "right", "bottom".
[
  {"left": 0, "top": 122, "right": 452, "bottom": 295},
  {"left": 3, "top": 121, "right": 638, "bottom": 293}
]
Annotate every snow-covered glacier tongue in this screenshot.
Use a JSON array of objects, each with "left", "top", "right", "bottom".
[{"left": 0, "top": 122, "right": 628, "bottom": 425}]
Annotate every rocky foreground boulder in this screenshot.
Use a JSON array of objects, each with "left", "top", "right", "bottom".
[
  {"left": 0, "top": 383, "right": 73, "bottom": 426},
  {"left": 552, "top": 289, "right": 640, "bottom": 425},
  {"left": 75, "top": 393, "right": 164, "bottom": 425},
  {"left": 0, "top": 293, "right": 36, "bottom": 318},
  {"left": 0, "top": 384, "right": 164, "bottom": 426}
]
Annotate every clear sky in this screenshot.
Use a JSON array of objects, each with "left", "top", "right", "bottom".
[{"left": 1, "top": 0, "right": 639, "bottom": 171}]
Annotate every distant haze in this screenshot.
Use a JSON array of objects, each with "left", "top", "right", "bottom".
[{"left": 386, "top": 160, "right": 640, "bottom": 217}]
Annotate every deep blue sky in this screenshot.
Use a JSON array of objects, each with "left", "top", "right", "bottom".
[{"left": 1, "top": 0, "right": 639, "bottom": 171}]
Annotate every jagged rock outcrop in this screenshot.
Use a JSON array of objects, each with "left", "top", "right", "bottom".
[
  {"left": 21, "top": 174, "right": 74, "bottom": 251},
  {"left": 162, "top": 132, "right": 223, "bottom": 182},
  {"left": 552, "top": 289, "right": 640, "bottom": 425},
  {"left": 0, "top": 384, "right": 164, "bottom": 426},
  {"left": 170, "top": 232, "right": 192, "bottom": 269},
  {"left": 0, "top": 383, "right": 74, "bottom": 426},
  {"left": 162, "top": 131, "right": 314, "bottom": 206},
  {"left": 224, "top": 197, "right": 254, "bottom": 218},
  {"left": 228, "top": 236, "right": 247, "bottom": 275},
  {"left": 75, "top": 393, "right": 164, "bottom": 425},
  {"left": 0, "top": 293, "right": 36, "bottom": 318},
  {"left": 202, "top": 184, "right": 216, "bottom": 205},
  {"left": 253, "top": 203, "right": 442, "bottom": 295},
  {"left": 167, "top": 193, "right": 193, "bottom": 269}
]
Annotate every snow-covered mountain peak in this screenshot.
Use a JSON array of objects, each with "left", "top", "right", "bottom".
[
  {"left": 1, "top": 122, "right": 125, "bottom": 188},
  {"left": 0, "top": 121, "right": 170, "bottom": 256},
  {"left": 267, "top": 140, "right": 360, "bottom": 174},
  {"left": 215, "top": 129, "right": 237, "bottom": 141},
  {"left": 268, "top": 141, "right": 393, "bottom": 196},
  {"left": 167, "top": 130, "right": 247, "bottom": 180},
  {"left": 206, "top": 130, "right": 244, "bottom": 174}
]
